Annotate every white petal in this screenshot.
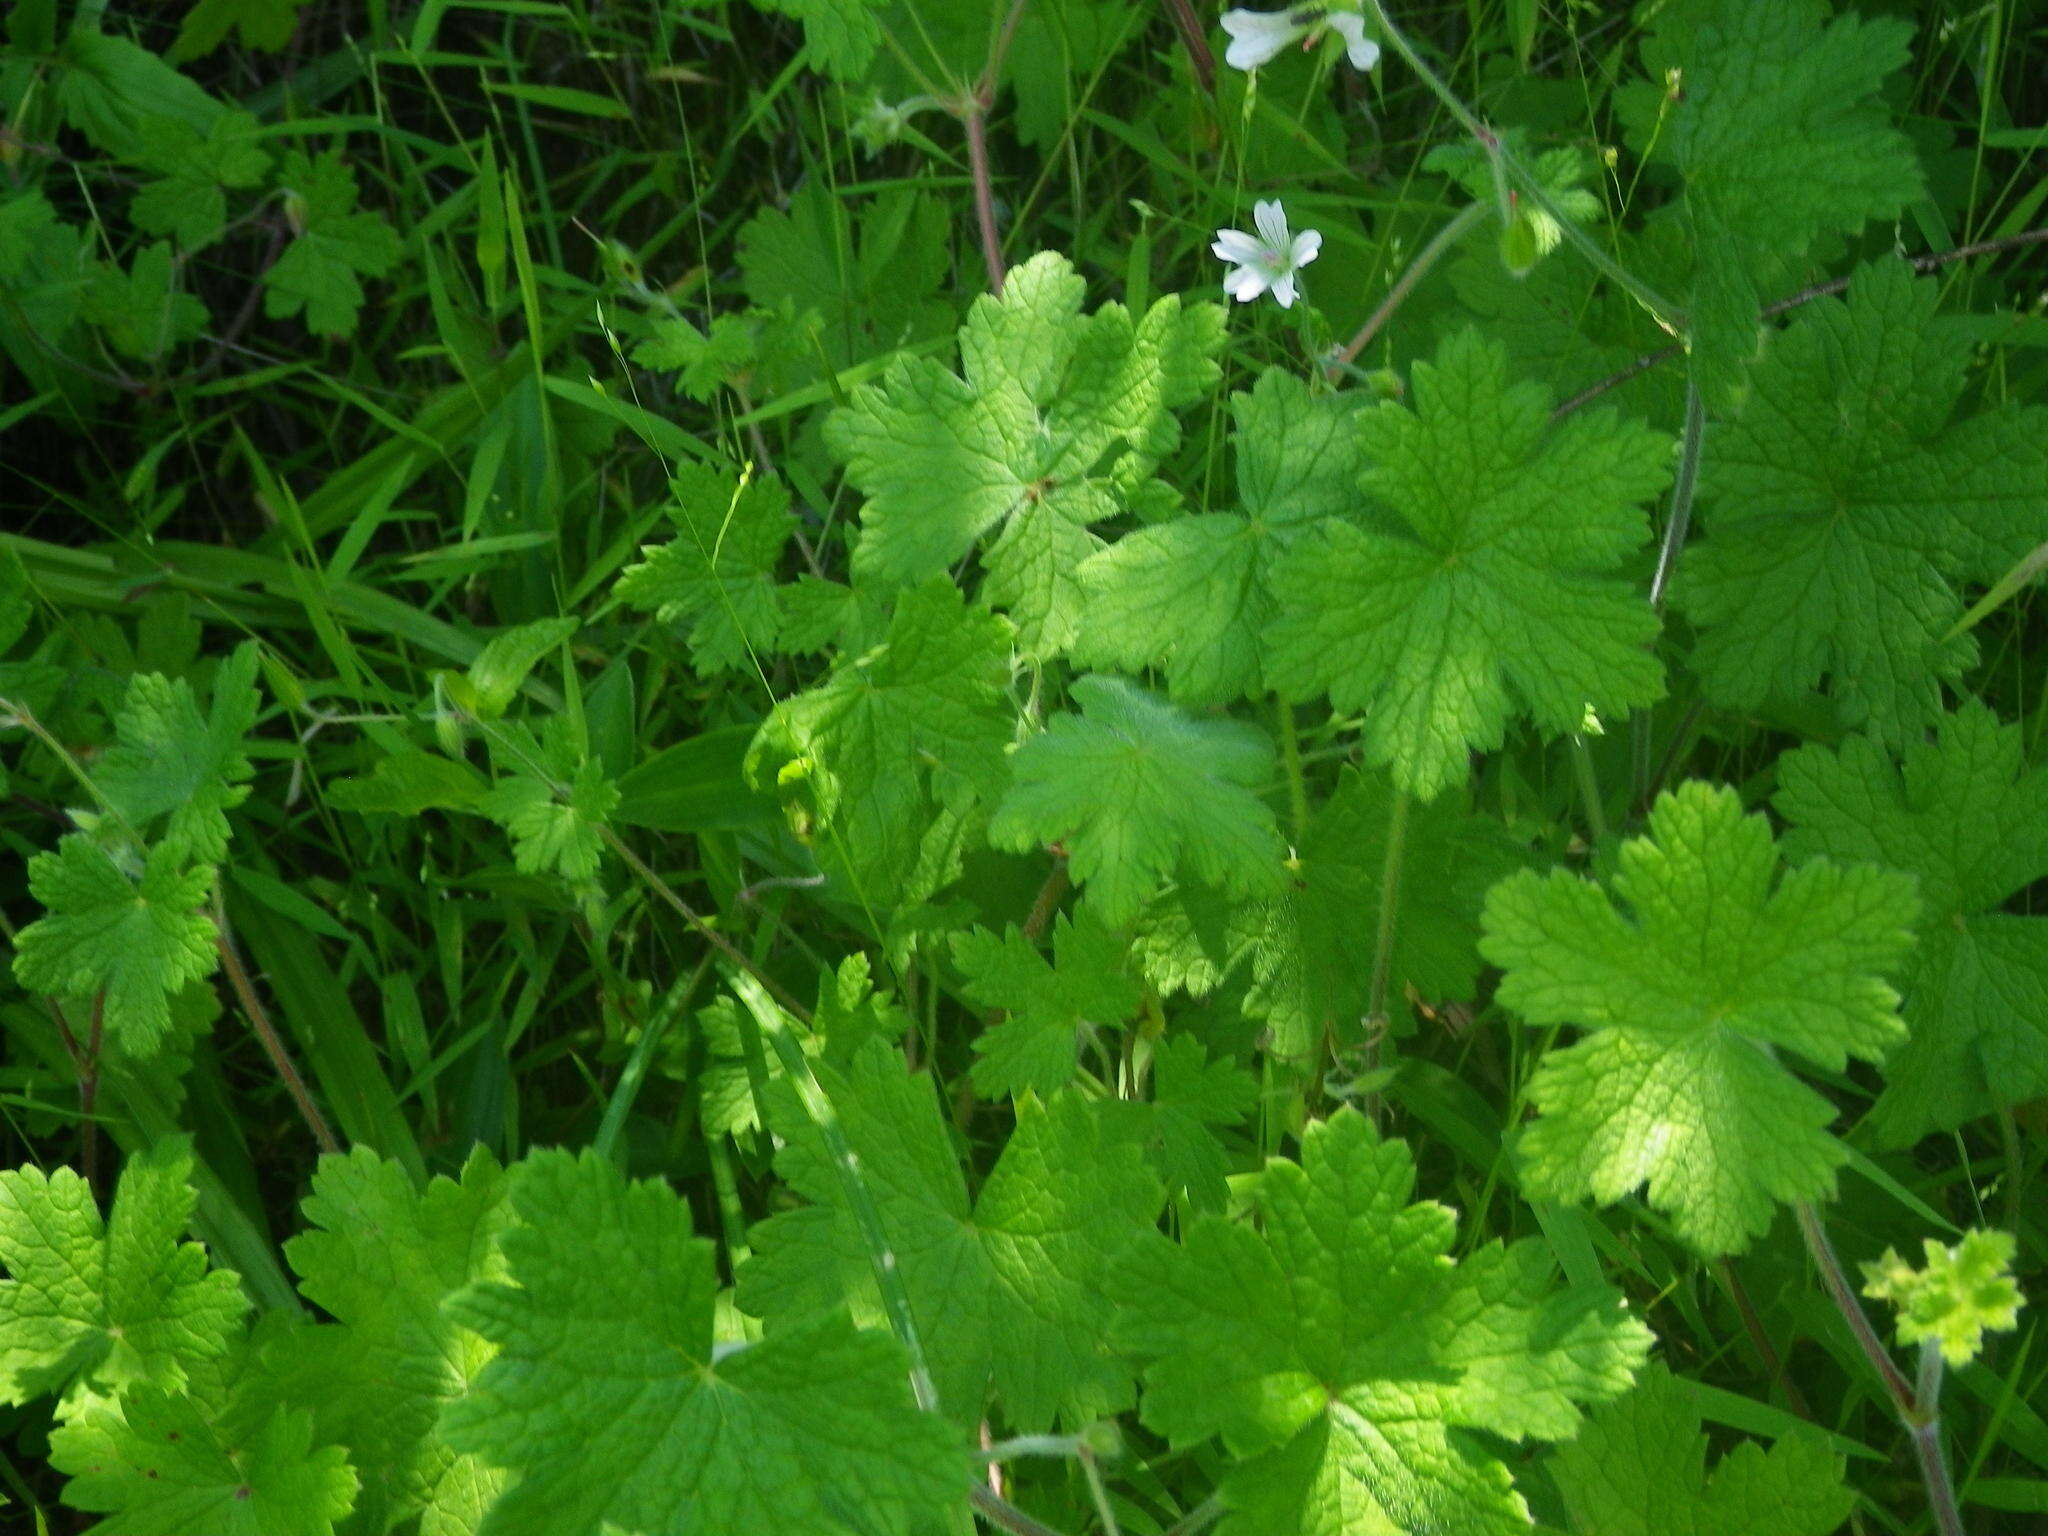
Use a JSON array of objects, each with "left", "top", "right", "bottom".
[
  {"left": 1271, "top": 271, "right": 1299, "bottom": 308},
  {"left": 1325, "top": 13, "right": 1381, "bottom": 70},
  {"left": 1253, "top": 199, "right": 1291, "bottom": 251},
  {"left": 1290, "top": 228, "right": 1323, "bottom": 267},
  {"left": 1224, "top": 265, "right": 1271, "bottom": 302},
  {"left": 1220, "top": 9, "right": 1301, "bottom": 70},
  {"left": 1212, "top": 229, "right": 1264, "bottom": 265}
]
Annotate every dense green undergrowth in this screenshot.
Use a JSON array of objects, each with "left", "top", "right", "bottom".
[{"left": 2, "top": 0, "right": 2046, "bottom": 1532}]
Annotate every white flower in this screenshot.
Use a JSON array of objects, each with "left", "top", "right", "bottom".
[
  {"left": 1220, "top": 6, "right": 1381, "bottom": 72},
  {"left": 1212, "top": 199, "right": 1322, "bottom": 308}
]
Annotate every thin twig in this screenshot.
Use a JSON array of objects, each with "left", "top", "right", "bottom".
[
  {"left": 1556, "top": 225, "right": 2048, "bottom": 417},
  {"left": 1718, "top": 1255, "right": 1812, "bottom": 1417},
  {"left": 602, "top": 828, "right": 815, "bottom": 1024},
  {"left": 76, "top": 994, "right": 104, "bottom": 1195},
  {"left": 1159, "top": 1494, "right": 1227, "bottom": 1536},
  {"left": 1328, "top": 201, "right": 1489, "bottom": 379},
  {"left": 212, "top": 902, "right": 340, "bottom": 1155}
]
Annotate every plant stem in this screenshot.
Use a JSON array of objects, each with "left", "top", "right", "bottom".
[
  {"left": 1556, "top": 224, "right": 2048, "bottom": 418},
  {"left": 1078, "top": 1444, "right": 1122, "bottom": 1536},
  {"left": 1021, "top": 856, "right": 1071, "bottom": 944},
  {"left": 969, "top": 1483, "right": 1079, "bottom": 1536},
  {"left": 1795, "top": 1201, "right": 1914, "bottom": 1406},
  {"left": 213, "top": 901, "right": 340, "bottom": 1155},
  {"left": 1328, "top": 200, "right": 1488, "bottom": 379},
  {"left": 591, "top": 954, "right": 708, "bottom": 1162},
  {"left": 1796, "top": 1201, "right": 1969, "bottom": 1536},
  {"left": 1159, "top": 0, "right": 1215, "bottom": 91},
  {"left": 1160, "top": 1493, "right": 1227, "bottom": 1536},
  {"left": 1277, "top": 698, "right": 1310, "bottom": 845},
  {"left": 1365, "top": 788, "right": 1410, "bottom": 1033},
  {"left": 962, "top": 0, "right": 1030, "bottom": 296},
  {"left": 965, "top": 107, "right": 1006, "bottom": 294},
  {"left": 1359, "top": 0, "right": 1683, "bottom": 332},
  {"left": 78, "top": 993, "right": 104, "bottom": 1195},
  {"left": 1649, "top": 378, "right": 1705, "bottom": 612},
  {"left": 1569, "top": 734, "right": 1607, "bottom": 846}
]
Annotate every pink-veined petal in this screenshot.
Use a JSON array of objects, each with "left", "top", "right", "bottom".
[{"left": 1252, "top": 199, "right": 1291, "bottom": 251}]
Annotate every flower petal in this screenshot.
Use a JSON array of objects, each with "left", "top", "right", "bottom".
[
  {"left": 1271, "top": 271, "right": 1299, "bottom": 308},
  {"left": 1290, "top": 228, "right": 1323, "bottom": 267},
  {"left": 1252, "top": 199, "right": 1291, "bottom": 251},
  {"left": 1212, "top": 229, "right": 1264, "bottom": 265},
  {"left": 1326, "top": 13, "right": 1381, "bottom": 71},
  {"left": 1224, "top": 265, "right": 1270, "bottom": 302},
  {"left": 1220, "top": 9, "right": 1301, "bottom": 71}
]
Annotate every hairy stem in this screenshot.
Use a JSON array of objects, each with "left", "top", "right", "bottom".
[
  {"left": 969, "top": 1482, "right": 1079, "bottom": 1536},
  {"left": 1021, "top": 856, "right": 1071, "bottom": 944},
  {"left": 79, "top": 993, "right": 104, "bottom": 1194},
  {"left": 1913, "top": 1417, "right": 1968, "bottom": 1536},
  {"left": 1569, "top": 734, "right": 1607, "bottom": 846},
  {"left": 1160, "top": 1493, "right": 1227, "bottom": 1536},
  {"left": 1797, "top": 1202, "right": 1968, "bottom": 1535},
  {"left": 962, "top": 0, "right": 1030, "bottom": 296},
  {"left": 965, "top": 108, "right": 1006, "bottom": 294}
]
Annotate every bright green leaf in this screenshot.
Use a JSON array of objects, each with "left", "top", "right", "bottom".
[
  {"left": 263, "top": 150, "right": 403, "bottom": 338},
  {"left": 52, "top": 1326, "right": 359, "bottom": 1536},
  {"left": 1480, "top": 782, "right": 1919, "bottom": 1255},
  {"left": 1075, "top": 369, "right": 1363, "bottom": 704},
  {"left": 0, "top": 1138, "right": 245, "bottom": 1406},
  {"left": 442, "top": 1148, "right": 966, "bottom": 1536},
  {"left": 616, "top": 464, "right": 791, "bottom": 675},
  {"left": 828, "top": 250, "right": 1223, "bottom": 652},
  {"left": 13, "top": 838, "right": 220, "bottom": 1054},
  {"left": 1862, "top": 1229, "right": 2024, "bottom": 1368},
  {"left": 1264, "top": 329, "right": 1668, "bottom": 800},
  {"left": 96, "top": 643, "right": 261, "bottom": 863},
  {"left": 991, "top": 675, "right": 1286, "bottom": 927},
  {"left": 740, "top": 1041, "right": 1163, "bottom": 1431},
  {"left": 954, "top": 903, "right": 1141, "bottom": 1098},
  {"left": 748, "top": 579, "right": 1013, "bottom": 897},
  {"left": 1115, "top": 1109, "right": 1650, "bottom": 1536}
]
